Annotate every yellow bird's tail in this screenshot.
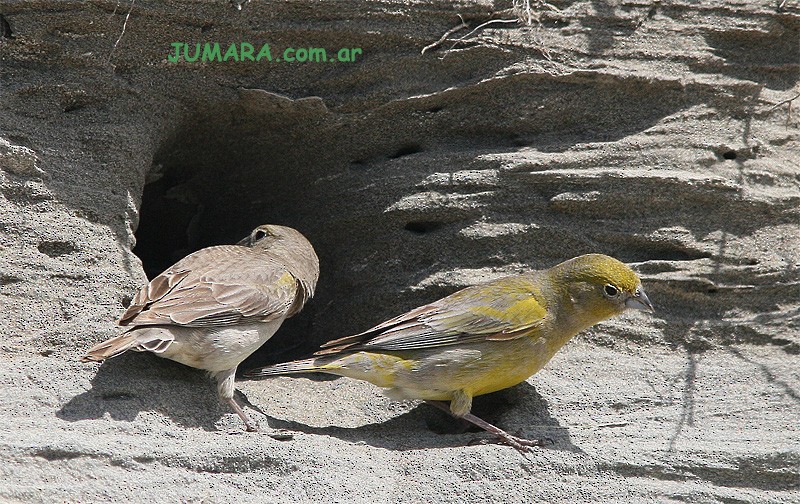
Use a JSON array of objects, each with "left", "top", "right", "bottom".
[{"left": 244, "top": 357, "right": 326, "bottom": 379}]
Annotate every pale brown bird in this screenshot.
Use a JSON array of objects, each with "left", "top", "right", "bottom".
[
  {"left": 82, "top": 224, "right": 319, "bottom": 431},
  {"left": 246, "top": 254, "right": 653, "bottom": 450}
]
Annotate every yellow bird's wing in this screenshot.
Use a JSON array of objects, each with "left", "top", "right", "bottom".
[
  {"left": 316, "top": 274, "right": 547, "bottom": 354},
  {"left": 119, "top": 245, "right": 300, "bottom": 327}
]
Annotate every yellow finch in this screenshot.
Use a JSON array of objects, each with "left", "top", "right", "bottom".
[
  {"left": 246, "top": 253, "right": 652, "bottom": 449},
  {"left": 82, "top": 224, "right": 319, "bottom": 431}
]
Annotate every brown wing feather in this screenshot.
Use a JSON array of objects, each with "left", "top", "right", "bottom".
[
  {"left": 316, "top": 274, "right": 548, "bottom": 355},
  {"left": 120, "top": 245, "right": 299, "bottom": 328}
]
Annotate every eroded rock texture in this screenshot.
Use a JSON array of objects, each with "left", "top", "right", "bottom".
[{"left": 0, "top": 0, "right": 798, "bottom": 502}]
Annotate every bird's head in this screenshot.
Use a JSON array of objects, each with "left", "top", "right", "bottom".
[
  {"left": 238, "top": 224, "right": 320, "bottom": 298},
  {"left": 238, "top": 224, "right": 280, "bottom": 248},
  {"left": 239, "top": 224, "right": 309, "bottom": 251},
  {"left": 550, "top": 253, "right": 654, "bottom": 326}
]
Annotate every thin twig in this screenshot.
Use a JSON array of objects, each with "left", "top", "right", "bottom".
[
  {"left": 521, "top": 0, "right": 533, "bottom": 24},
  {"left": 540, "top": 1, "right": 562, "bottom": 13},
  {"left": 516, "top": 0, "right": 563, "bottom": 25},
  {"left": 108, "top": 0, "right": 135, "bottom": 64},
  {"left": 421, "top": 15, "right": 468, "bottom": 55},
  {"left": 450, "top": 18, "right": 519, "bottom": 51},
  {"left": 767, "top": 91, "right": 800, "bottom": 112},
  {"left": 458, "top": 18, "right": 519, "bottom": 42}
]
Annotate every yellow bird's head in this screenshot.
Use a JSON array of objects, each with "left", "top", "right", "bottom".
[{"left": 549, "top": 253, "right": 654, "bottom": 326}]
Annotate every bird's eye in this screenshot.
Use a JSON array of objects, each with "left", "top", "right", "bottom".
[
  {"left": 603, "top": 284, "right": 619, "bottom": 297},
  {"left": 253, "top": 229, "right": 269, "bottom": 241}
]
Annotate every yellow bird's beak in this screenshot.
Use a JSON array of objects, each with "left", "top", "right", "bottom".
[{"left": 625, "top": 287, "right": 654, "bottom": 313}]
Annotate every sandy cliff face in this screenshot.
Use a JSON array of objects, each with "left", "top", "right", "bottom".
[{"left": 1, "top": 1, "right": 798, "bottom": 502}]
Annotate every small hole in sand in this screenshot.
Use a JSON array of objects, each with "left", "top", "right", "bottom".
[
  {"left": 390, "top": 144, "right": 422, "bottom": 159},
  {"left": 404, "top": 221, "right": 441, "bottom": 234}
]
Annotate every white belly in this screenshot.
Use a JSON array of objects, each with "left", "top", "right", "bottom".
[{"left": 133, "top": 318, "right": 285, "bottom": 372}]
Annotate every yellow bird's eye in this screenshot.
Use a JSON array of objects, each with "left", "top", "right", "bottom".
[{"left": 603, "top": 284, "right": 619, "bottom": 297}]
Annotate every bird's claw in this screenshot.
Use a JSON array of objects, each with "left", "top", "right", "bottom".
[
  {"left": 228, "top": 424, "right": 260, "bottom": 434},
  {"left": 469, "top": 433, "right": 551, "bottom": 452}
]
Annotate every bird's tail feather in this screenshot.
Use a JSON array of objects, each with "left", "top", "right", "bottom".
[
  {"left": 80, "top": 333, "right": 140, "bottom": 363},
  {"left": 244, "top": 358, "right": 326, "bottom": 379}
]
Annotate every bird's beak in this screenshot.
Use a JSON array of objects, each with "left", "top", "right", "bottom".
[
  {"left": 625, "top": 287, "right": 654, "bottom": 313},
  {"left": 237, "top": 235, "right": 252, "bottom": 247}
]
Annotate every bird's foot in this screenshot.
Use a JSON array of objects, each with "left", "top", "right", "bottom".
[
  {"left": 469, "top": 433, "right": 552, "bottom": 453},
  {"left": 224, "top": 422, "right": 260, "bottom": 434},
  {"left": 425, "top": 400, "right": 552, "bottom": 453},
  {"left": 460, "top": 410, "right": 552, "bottom": 453}
]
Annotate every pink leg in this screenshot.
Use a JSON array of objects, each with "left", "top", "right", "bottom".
[
  {"left": 426, "top": 400, "right": 546, "bottom": 453},
  {"left": 226, "top": 397, "right": 259, "bottom": 432},
  {"left": 215, "top": 368, "right": 258, "bottom": 432}
]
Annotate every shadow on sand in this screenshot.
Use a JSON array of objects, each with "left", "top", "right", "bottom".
[
  {"left": 59, "top": 353, "right": 582, "bottom": 453},
  {"left": 254, "top": 376, "right": 585, "bottom": 453}
]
